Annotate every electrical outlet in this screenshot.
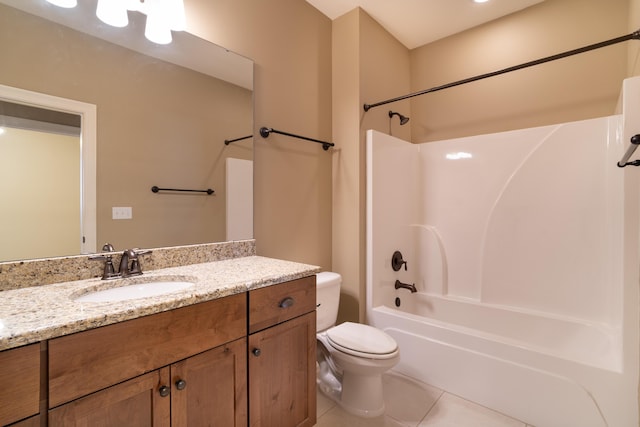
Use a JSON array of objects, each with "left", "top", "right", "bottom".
[{"left": 112, "top": 207, "right": 132, "bottom": 220}]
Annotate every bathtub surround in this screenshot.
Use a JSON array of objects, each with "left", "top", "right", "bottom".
[
  {"left": 365, "top": 77, "right": 640, "bottom": 426},
  {"left": 332, "top": 0, "right": 637, "bottom": 325}
]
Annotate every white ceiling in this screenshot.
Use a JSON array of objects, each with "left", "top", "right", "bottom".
[{"left": 305, "top": 0, "right": 545, "bottom": 49}]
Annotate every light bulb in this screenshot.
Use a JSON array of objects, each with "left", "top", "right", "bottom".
[
  {"left": 46, "top": 0, "right": 77, "bottom": 8},
  {"left": 96, "top": 0, "right": 129, "bottom": 28},
  {"left": 126, "top": 0, "right": 143, "bottom": 12},
  {"left": 144, "top": 0, "right": 172, "bottom": 44},
  {"left": 166, "top": 0, "right": 186, "bottom": 31}
]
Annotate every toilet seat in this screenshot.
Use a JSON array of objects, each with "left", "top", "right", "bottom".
[{"left": 326, "top": 322, "right": 398, "bottom": 360}]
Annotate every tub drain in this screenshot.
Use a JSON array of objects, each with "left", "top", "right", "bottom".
[{"left": 395, "top": 297, "right": 401, "bottom": 307}]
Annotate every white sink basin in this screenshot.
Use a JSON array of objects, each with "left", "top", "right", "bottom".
[{"left": 75, "top": 280, "right": 195, "bottom": 303}]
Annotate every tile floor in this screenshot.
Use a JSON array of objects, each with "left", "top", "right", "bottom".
[{"left": 316, "top": 371, "right": 534, "bottom": 427}]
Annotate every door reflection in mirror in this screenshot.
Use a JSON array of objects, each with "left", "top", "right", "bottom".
[{"left": 0, "top": 85, "right": 97, "bottom": 262}]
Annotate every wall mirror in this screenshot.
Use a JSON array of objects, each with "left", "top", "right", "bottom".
[{"left": 0, "top": 0, "right": 254, "bottom": 262}]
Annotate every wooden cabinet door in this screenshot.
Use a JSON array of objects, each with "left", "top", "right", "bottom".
[
  {"left": 248, "top": 312, "right": 316, "bottom": 427},
  {"left": 171, "top": 338, "right": 247, "bottom": 427},
  {"left": 0, "top": 344, "right": 40, "bottom": 426},
  {"left": 48, "top": 368, "right": 170, "bottom": 427}
]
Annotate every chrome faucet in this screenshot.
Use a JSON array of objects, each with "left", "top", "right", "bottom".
[{"left": 395, "top": 280, "right": 417, "bottom": 293}]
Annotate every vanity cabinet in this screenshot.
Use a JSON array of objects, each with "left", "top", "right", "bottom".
[
  {"left": 0, "top": 343, "right": 41, "bottom": 426},
  {"left": 47, "top": 293, "right": 247, "bottom": 426},
  {"left": 248, "top": 276, "right": 317, "bottom": 427},
  {"left": 1, "top": 274, "right": 317, "bottom": 427}
]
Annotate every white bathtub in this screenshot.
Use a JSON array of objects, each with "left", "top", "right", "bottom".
[
  {"left": 369, "top": 295, "right": 629, "bottom": 427},
  {"left": 374, "top": 288, "right": 621, "bottom": 372},
  {"left": 365, "top": 78, "right": 640, "bottom": 427}
]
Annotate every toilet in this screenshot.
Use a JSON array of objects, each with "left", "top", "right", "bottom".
[{"left": 316, "top": 272, "right": 400, "bottom": 417}]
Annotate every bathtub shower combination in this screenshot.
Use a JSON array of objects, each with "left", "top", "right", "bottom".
[{"left": 366, "top": 77, "right": 640, "bottom": 427}]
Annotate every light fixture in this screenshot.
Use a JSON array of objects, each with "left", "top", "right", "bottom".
[
  {"left": 144, "top": 0, "right": 172, "bottom": 45},
  {"left": 45, "top": 0, "right": 77, "bottom": 8},
  {"left": 118, "top": 0, "right": 186, "bottom": 44},
  {"left": 142, "top": 0, "right": 186, "bottom": 44},
  {"left": 473, "top": 0, "right": 490, "bottom": 3},
  {"left": 163, "top": 0, "right": 186, "bottom": 32},
  {"left": 46, "top": 0, "right": 185, "bottom": 45}
]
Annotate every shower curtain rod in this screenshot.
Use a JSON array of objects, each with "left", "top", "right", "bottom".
[
  {"left": 363, "top": 30, "right": 640, "bottom": 112},
  {"left": 259, "top": 126, "right": 335, "bottom": 150},
  {"left": 224, "top": 135, "right": 253, "bottom": 145}
]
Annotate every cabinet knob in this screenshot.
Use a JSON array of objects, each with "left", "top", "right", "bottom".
[
  {"left": 175, "top": 379, "right": 187, "bottom": 390},
  {"left": 252, "top": 347, "right": 261, "bottom": 357},
  {"left": 159, "top": 385, "right": 170, "bottom": 397},
  {"left": 279, "top": 297, "right": 295, "bottom": 308}
]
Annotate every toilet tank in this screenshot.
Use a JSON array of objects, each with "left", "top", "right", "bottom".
[{"left": 316, "top": 272, "right": 341, "bottom": 332}]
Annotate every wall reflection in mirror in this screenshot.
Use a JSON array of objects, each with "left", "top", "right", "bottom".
[{"left": 0, "top": 0, "right": 254, "bottom": 262}]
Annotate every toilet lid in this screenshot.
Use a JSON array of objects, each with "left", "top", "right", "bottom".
[{"left": 326, "top": 322, "right": 398, "bottom": 357}]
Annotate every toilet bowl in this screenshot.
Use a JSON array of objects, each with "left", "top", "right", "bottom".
[{"left": 316, "top": 272, "right": 400, "bottom": 417}]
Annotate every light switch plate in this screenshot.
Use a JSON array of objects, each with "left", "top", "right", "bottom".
[{"left": 112, "top": 206, "right": 132, "bottom": 220}]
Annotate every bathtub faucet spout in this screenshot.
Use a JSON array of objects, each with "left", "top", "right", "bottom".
[{"left": 395, "top": 280, "right": 417, "bottom": 293}]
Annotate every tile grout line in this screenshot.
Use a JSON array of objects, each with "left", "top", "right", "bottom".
[{"left": 417, "top": 389, "right": 445, "bottom": 426}]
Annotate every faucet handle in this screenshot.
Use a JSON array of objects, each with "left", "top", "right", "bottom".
[
  {"left": 102, "top": 243, "right": 115, "bottom": 252},
  {"left": 89, "top": 253, "right": 120, "bottom": 280},
  {"left": 132, "top": 248, "right": 152, "bottom": 256},
  {"left": 88, "top": 254, "right": 109, "bottom": 262},
  {"left": 128, "top": 248, "right": 153, "bottom": 276},
  {"left": 391, "top": 251, "right": 408, "bottom": 271}
]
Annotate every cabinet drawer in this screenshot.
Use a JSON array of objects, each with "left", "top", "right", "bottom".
[
  {"left": 249, "top": 276, "right": 316, "bottom": 334},
  {"left": 49, "top": 293, "right": 246, "bottom": 408},
  {"left": 0, "top": 343, "right": 41, "bottom": 426}
]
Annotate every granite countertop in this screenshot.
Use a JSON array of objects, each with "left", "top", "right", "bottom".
[{"left": 0, "top": 255, "right": 320, "bottom": 351}]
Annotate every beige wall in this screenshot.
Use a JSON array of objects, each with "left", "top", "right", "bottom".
[
  {"left": 331, "top": 10, "right": 362, "bottom": 323},
  {"left": 410, "top": 0, "right": 630, "bottom": 142},
  {"left": 184, "top": 0, "right": 333, "bottom": 269},
  {"left": 332, "top": 9, "right": 411, "bottom": 322},
  {"left": 630, "top": 0, "right": 640, "bottom": 76}
]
